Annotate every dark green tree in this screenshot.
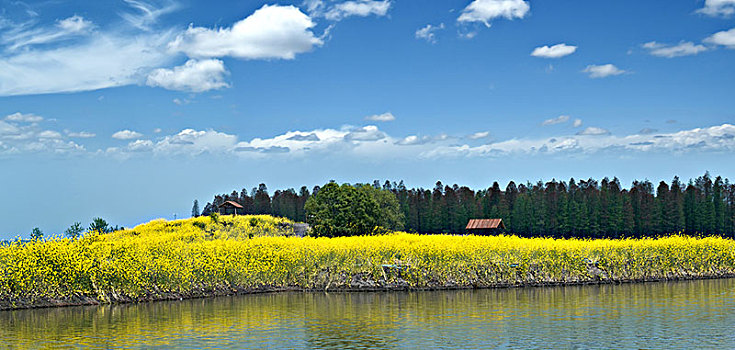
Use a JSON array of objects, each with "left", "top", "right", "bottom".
[
  {"left": 65, "top": 222, "right": 84, "bottom": 239},
  {"left": 30, "top": 227, "right": 43, "bottom": 240},
  {"left": 305, "top": 182, "right": 402, "bottom": 237},
  {"left": 89, "top": 217, "right": 111, "bottom": 233},
  {"left": 192, "top": 199, "right": 200, "bottom": 218}
]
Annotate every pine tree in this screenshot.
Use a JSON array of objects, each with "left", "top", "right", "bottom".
[
  {"left": 30, "top": 227, "right": 43, "bottom": 240},
  {"left": 191, "top": 200, "right": 200, "bottom": 218}
]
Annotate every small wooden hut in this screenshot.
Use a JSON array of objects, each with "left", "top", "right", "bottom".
[
  {"left": 466, "top": 218, "right": 506, "bottom": 235},
  {"left": 217, "top": 200, "right": 244, "bottom": 215}
]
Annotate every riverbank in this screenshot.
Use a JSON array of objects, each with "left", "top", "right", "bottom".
[{"left": 2, "top": 215, "right": 735, "bottom": 310}]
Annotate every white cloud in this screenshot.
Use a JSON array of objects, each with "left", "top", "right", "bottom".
[
  {"left": 127, "top": 139, "right": 155, "bottom": 152},
  {"left": 67, "top": 131, "right": 96, "bottom": 138},
  {"left": 415, "top": 23, "right": 445, "bottom": 44},
  {"left": 424, "top": 124, "right": 735, "bottom": 158},
  {"left": 697, "top": 0, "right": 735, "bottom": 17},
  {"left": 2, "top": 15, "right": 94, "bottom": 52},
  {"left": 324, "top": 1, "right": 392, "bottom": 21},
  {"left": 457, "top": 0, "right": 530, "bottom": 27},
  {"left": 5, "top": 112, "right": 43, "bottom": 123},
  {"left": 120, "top": 0, "right": 180, "bottom": 31},
  {"left": 582, "top": 64, "right": 626, "bottom": 78},
  {"left": 112, "top": 130, "right": 144, "bottom": 140},
  {"left": 152, "top": 129, "right": 238, "bottom": 156},
  {"left": 364, "top": 112, "right": 395, "bottom": 122},
  {"left": 0, "top": 30, "right": 174, "bottom": 96},
  {"left": 573, "top": 119, "right": 583, "bottom": 128},
  {"left": 146, "top": 59, "right": 229, "bottom": 92},
  {"left": 344, "top": 125, "right": 387, "bottom": 141},
  {"left": 576, "top": 127, "right": 610, "bottom": 136},
  {"left": 0, "top": 118, "right": 85, "bottom": 155},
  {"left": 531, "top": 43, "right": 577, "bottom": 58},
  {"left": 642, "top": 41, "right": 708, "bottom": 58},
  {"left": 396, "top": 134, "right": 449, "bottom": 145},
  {"left": 38, "top": 130, "right": 62, "bottom": 139},
  {"left": 0, "top": 121, "right": 20, "bottom": 135},
  {"left": 704, "top": 27, "right": 735, "bottom": 48},
  {"left": 542, "top": 115, "right": 570, "bottom": 126},
  {"left": 168, "top": 5, "right": 323, "bottom": 60},
  {"left": 468, "top": 131, "right": 490, "bottom": 140}
]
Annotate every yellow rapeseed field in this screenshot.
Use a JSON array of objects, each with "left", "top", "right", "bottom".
[{"left": 1, "top": 215, "right": 734, "bottom": 304}]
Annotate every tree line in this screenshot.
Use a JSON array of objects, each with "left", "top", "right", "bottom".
[{"left": 199, "top": 172, "right": 735, "bottom": 238}]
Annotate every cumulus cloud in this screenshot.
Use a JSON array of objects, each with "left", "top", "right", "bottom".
[
  {"left": 126, "top": 139, "right": 155, "bottom": 152},
  {"left": 112, "top": 130, "right": 143, "bottom": 140},
  {"left": 344, "top": 125, "right": 386, "bottom": 141},
  {"left": 146, "top": 59, "right": 229, "bottom": 92},
  {"left": 415, "top": 23, "right": 445, "bottom": 43},
  {"left": 287, "top": 133, "right": 320, "bottom": 141},
  {"left": 322, "top": 0, "right": 392, "bottom": 21},
  {"left": 576, "top": 127, "right": 610, "bottom": 136},
  {"left": 425, "top": 124, "right": 735, "bottom": 158},
  {"left": 168, "top": 5, "right": 323, "bottom": 60},
  {"left": 582, "top": 64, "right": 626, "bottom": 78},
  {"left": 395, "top": 134, "right": 449, "bottom": 146},
  {"left": 642, "top": 41, "right": 709, "bottom": 58},
  {"left": 573, "top": 119, "right": 583, "bottom": 127},
  {"left": 0, "top": 2, "right": 340, "bottom": 97},
  {"left": 638, "top": 128, "right": 658, "bottom": 135},
  {"left": 5, "top": 112, "right": 43, "bottom": 123},
  {"left": 67, "top": 131, "right": 96, "bottom": 138},
  {"left": 705, "top": 28, "right": 735, "bottom": 48},
  {"left": 531, "top": 43, "right": 577, "bottom": 58},
  {"left": 38, "top": 130, "right": 62, "bottom": 139},
  {"left": 697, "top": 0, "right": 735, "bottom": 17},
  {"left": 468, "top": 131, "right": 490, "bottom": 140},
  {"left": 0, "top": 116, "right": 85, "bottom": 155},
  {"left": 457, "top": 0, "right": 530, "bottom": 27},
  {"left": 364, "top": 112, "right": 395, "bottom": 122},
  {"left": 542, "top": 115, "right": 570, "bottom": 126},
  {"left": 9, "top": 119, "right": 735, "bottom": 160}
]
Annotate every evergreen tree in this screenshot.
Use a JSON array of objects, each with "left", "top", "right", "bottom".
[
  {"left": 65, "top": 222, "right": 84, "bottom": 239},
  {"left": 191, "top": 200, "right": 200, "bottom": 218},
  {"left": 30, "top": 227, "right": 43, "bottom": 240}
]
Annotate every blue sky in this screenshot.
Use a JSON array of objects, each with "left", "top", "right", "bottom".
[{"left": 1, "top": 0, "right": 734, "bottom": 237}]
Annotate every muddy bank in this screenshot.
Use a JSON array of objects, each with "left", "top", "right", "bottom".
[{"left": 4, "top": 271, "right": 735, "bottom": 311}]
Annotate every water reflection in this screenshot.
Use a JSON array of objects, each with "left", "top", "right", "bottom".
[{"left": 1, "top": 278, "right": 734, "bottom": 349}]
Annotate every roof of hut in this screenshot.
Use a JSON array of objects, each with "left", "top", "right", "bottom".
[
  {"left": 218, "top": 200, "right": 244, "bottom": 209},
  {"left": 466, "top": 218, "right": 505, "bottom": 230}
]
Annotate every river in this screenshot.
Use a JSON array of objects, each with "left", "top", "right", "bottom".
[{"left": 1, "top": 278, "right": 734, "bottom": 349}]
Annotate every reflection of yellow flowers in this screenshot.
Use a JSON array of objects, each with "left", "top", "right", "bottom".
[{"left": 1, "top": 217, "right": 734, "bottom": 302}]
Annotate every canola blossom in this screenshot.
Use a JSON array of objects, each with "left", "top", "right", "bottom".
[{"left": 1, "top": 215, "right": 735, "bottom": 308}]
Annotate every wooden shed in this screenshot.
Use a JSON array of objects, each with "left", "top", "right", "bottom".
[
  {"left": 466, "top": 218, "right": 506, "bottom": 235},
  {"left": 217, "top": 200, "right": 244, "bottom": 215}
]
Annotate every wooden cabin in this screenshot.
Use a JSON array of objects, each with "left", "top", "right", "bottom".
[
  {"left": 466, "top": 218, "right": 506, "bottom": 235},
  {"left": 217, "top": 200, "right": 244, "bottom": 215}
]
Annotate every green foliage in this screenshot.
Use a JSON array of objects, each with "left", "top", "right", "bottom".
[
  {"left": 89, "top": 218, "right": 110, "bottom": 234},
  {"left": 64, "top": 222, "right": 84, "bottom": 239},
  {"left": 305, "top": 182, "right": 403, "bottom": 237},
  {"left": 209, "top": 212, "right": 220, "bottom": 224},
  {"left": 30, "top": 227, "right": 43, "bottom": 240}
]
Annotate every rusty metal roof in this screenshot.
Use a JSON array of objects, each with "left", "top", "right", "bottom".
[
  {"left": 466, "top": 219, "right": 505, "bottom": 230},
  {"left": 218, "top": 200, "right": 244, "bottom": 209}
]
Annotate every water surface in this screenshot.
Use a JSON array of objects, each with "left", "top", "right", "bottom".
[{"left": 2, "top": 278, "right": 734, "bottom": 349}]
